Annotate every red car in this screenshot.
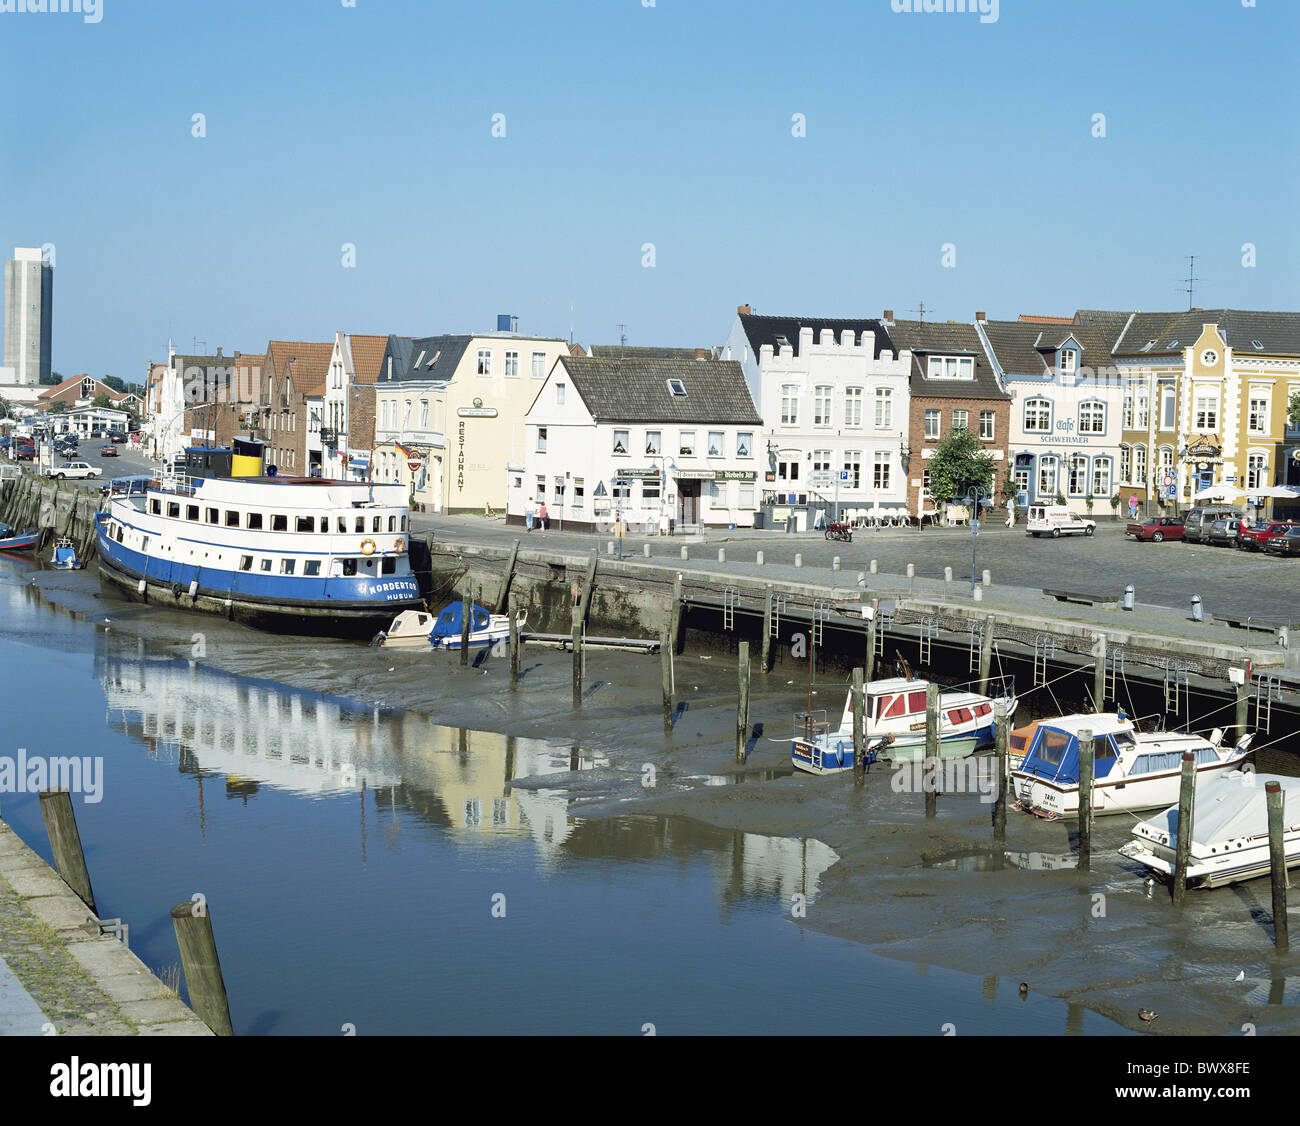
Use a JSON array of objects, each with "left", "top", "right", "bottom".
[
  {"left": 100, "top": 445, "right": 119, "bottom": 457},
  {"left": 1125, "top": 516, "right": 1185, "bottom": 542},
  {"left": 1236, "top": 521, "right": 1296, "bottom": 552}
]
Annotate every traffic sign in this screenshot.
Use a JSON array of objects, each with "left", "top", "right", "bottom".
[
  {"left": 840, "top": 470, "right": 850, "bottom": 482},
  {"left": 810, "top": 472, "right": 832, "bottom": 489},
  {"left": 407, "top": 454, "right": 423, "bottom": 473},
  {"left": 1163, "top": 473, "right": 1174, "bottom": 488}
]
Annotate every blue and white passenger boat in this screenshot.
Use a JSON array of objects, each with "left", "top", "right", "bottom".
[
  {"left": 379, "top": 600, "right": 527, "bottom": 650},
  {"left": 1011, "top": 713, "right": 1253, "bottom": 819},
  {"left": 96, "top": 444, "right": 427, "bottom": 636}
]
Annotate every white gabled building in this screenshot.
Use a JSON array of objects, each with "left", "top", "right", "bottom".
[
  {"left": 514, "top": 354, "right": 763, "bottom": 533},
  {"left": 725, "top": 310, "right": 912, "bottom": 523}
]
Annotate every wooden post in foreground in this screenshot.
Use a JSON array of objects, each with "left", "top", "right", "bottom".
[
  {"left": 761, "top": 585, "right": 773, "bottom": 674},
  {"left": 978, "top": 616, "right": 995, "bottom": 695},
  {"left": 924, "top": 682, "right": 940, "bottom": 817},
  {"left": 1236, "top": 675, "right": 1250, "bottom": 740},
  {"left": 1267, "top": 781, "right": 1289, "bottom": 952},
  {"left": 670, "top": 576, "right": 684, "bottom": 655},
  {"left": 494, "top": 538, "right": 520, "bottom": 613},
  {"left": 1172, "top": 751, "right": 1197, "bottom": 906},
  {"left": 171, "top": 899, "right": 234, "bottom": 1036},
  {"left": 459, "top": 583, "right": 472, "bottom": 666},
  {"left": 865, "top": 600, "right": 878, "bottom": 683},
  {"left": 852, "top": 667, "right": 866, "bottom": 787},
  {"left": 1077, "top": 728, "right": 1094, "bottom": 872},
  {"left": 993, "top": 700, "right": 1009, "bottom": 842},
  {"left": 571, "top": 610, "right": 583, "bottom": 706},
  {"left": 736, "top": 642, "right": 751, "bottom": 763},
  {"left": 508, "top": 593, "right": 520, "bottom": 684},
  {"left": 38, "top": 790, "right": 96, "bottom": 913},
  {"left": 660, "top": 624, "right": 673, "bottom": 733},
  {"left": 578, "top": 550, "right": 598, "bottom": 626},
  {"left": 1093, "top": 631, "right": 1107, "bottom": 711}
]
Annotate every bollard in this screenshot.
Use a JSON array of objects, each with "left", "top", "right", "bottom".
[
  {"left": 761, "top": 585, "right": 774, "bottom": 673},
  {"left": 978, "top": 617, "right": 994, "bottom": 694},
  {"left": 870, "top": 559, "right": 878, "bottom": 575},
  {"left": 832, "top": 556, "right": 841, "bottom": 572},
  {"left": 993, "top": 700, "right": 1009, "bottom": 842},
  {"left": 906, "top": 563, "right": 914, "bottom": 579},
  {"left": 756, "top": 550, "right": 764, "bottom": 566},
  {"left": 924, "top": 682, "right": 940, "bottom": 817},
  {"left": 660, "top": 624, "right": 673, "bottom": 732},
  {"left": 607, "top": 540, "right": 616, "bottom": 555},
  {"left": 1093, "top": 632, "right": 1107, "bottom": 712},
  {"left": 718, "top": 548, "right": 726, "bottom": 563},
  {"left": 1172, "top": 751, "right": 1197, "bottom": 906},
  {"left": 680, "top": 546, "right": 688, "bottom": 560},
  {"left": 1121, "top": 584, "right": 1135, "bottom": 612},
  {"left": 171, "top": 899, "right": 234, "bottom": 1036},
  {"left": 795, "top": 553, "right": 802, "bottom": 568},
  {"left": 943, "top": 566, "right": 952, "bottom": 583},
  {"left": 1190, "top": 594, "right": 1203, "bottom": 623},
  {"left": 38, "top": 790, "right": 96, "bottom": 913},
  {"left": 982, "top": 569, "right": 991, "bottom": 587},
  {"left": 852, "top": 667, "right": 866, "bottom": 786},
  {"left": 643, "top": 543, "right": 651, "bottom": 558},
  {"left": 1077, "top": 729, "right": 1094, "bottom": 872},
  {"left": 1280, "top": 626, "right": 1290, "bottom": 650},
  {"left": 508, "top": 594, "right": 520, "bottom": 684},
  {"left": 1267, "top": 781, "right": 1289, "bottom": 952},
  {"left": 973, "top": 587, "right": 983, "bottom": 602},
  {"left": 736, "top": 642, "right": 751, "bottom": 763}
]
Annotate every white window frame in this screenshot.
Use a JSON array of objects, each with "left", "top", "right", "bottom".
[
  {"left": 844, "top": 386, "right": 863, "bottom": 428},
  {"left": 924, "top": 409, "right": 940, "bottom": 440},
  {"left": 875, "top": 387, "right": 893, "bottom": 429},
  {"left": 531, "top": 352, "right": 547, "bottom": 379},
  {"left": 477, "top": 349, "right": 492, "bottom": 376},
  {"left": 504, "top": 351, "right": 519, "bottom": 378},
  {"left": 978, "top": 410, "right": 995, "bottom": 440},
  {"left": 813, "top": 385, "right": 832, "bottom": 427},
  {"left": 780, "top": 384, "right": 799, "bottom": 426},
  {"left": 1079, "top": 400, "right": 1106, "bottom": 434},
  {"left": 872, "top": 450, "right": 890, "bottom": 491},
  {"left": 1024, "top": 398, "right": 1052, "bottom": 433},
  {"left": 612, "top": 428, "right": 629, "bottom": 455}
]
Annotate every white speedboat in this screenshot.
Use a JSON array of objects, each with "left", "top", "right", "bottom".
[
  {"left": 380, "top": 600, "right": 526, "bottom": 650},
  {"left": 1119, "top": 771, "right": 1300, "bottom": 889},
  {"left": 1012, "top": 713, "right": 1252, "bottom": 819}
]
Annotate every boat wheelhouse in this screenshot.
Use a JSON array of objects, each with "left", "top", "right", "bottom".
[
  {"left": 97, "top": 449, "right": 425, "bottom": 635},
  {"left": 1011, "top": 713, "right": 1253, "bottom": 819},
  {"left": 1120, "top": 771, "right": 1300, "bottom": 889}
]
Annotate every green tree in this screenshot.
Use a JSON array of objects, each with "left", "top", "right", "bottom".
[
  {"left": 90, "top": 393, "right": 112, "bottom": 409},
  {"left": 926, "top": 427, "right": 996, "bottom": 507},
  {"left": 0, "top": 394, "right": 10, "bottom": 419},
  {"left": 1289, "top": 389, "right": 1300, "bottom": 430},
  {"left": 40, "top": 370, "right": 62, "bottom": 386},
  {"left": 48, "top": 400, "right": 68, "bottom": 414},
  {"left": 103, "top": 375, "right": 127, "bottom": 394}
]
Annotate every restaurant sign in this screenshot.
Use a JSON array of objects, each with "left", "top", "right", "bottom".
[{"left": 457, "top": 407, "right": 498, "bottom": 418}]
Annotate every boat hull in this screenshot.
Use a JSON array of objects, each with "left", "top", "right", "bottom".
[
  {"left": 1014, "top": 755, "right": 1247, "bottom": 819},
  {"left": 1119, "top": 839, "right": 1300, "bottom": 890}
]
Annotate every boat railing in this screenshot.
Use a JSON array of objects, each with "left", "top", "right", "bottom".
[{"left": 793, "top": 709, "right": 830, "bottom": 742}]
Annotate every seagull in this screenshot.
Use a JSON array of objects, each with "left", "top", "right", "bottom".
[
  {"left": 1138, "top": 1009, "right": 1158, "bottom": 1024},
  {"left": 1235, "top": 971, "right": 1245, "bottom": 982}
]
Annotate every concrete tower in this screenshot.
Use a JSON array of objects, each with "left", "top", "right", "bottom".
[{"left": 3, "top": 247, "right": 54, "bottom": 387}]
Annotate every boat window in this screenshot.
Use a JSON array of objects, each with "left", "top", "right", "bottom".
[
  {"left": 388, "top": 515, "right": 396, "bottom": 532},
  {"left": 247, "top": 512, "right": 263, "bottom": 529},
  {"left": 304, "top": 560, "right": 321, "bottom": 576},
  {"left": 372, "top": 515, "right": 381, "bottom": 533},
  {"left": 1112, "top": 731, "right": 1136, "bottom": 751},
  {"left": 319, "top": 518, "right": 329, "bottom": 533},
  {"left": 381, "top": 557, "right": 396, "bottom": 575},
  {"left": 272, "top": 514, "right": 288, "bottom": 531},
  {"left": 115, "top": 525, "right": 124, "bottom": 543},
  {"left": 343, "top": 558, "right": 358, "bottom": 576},
  {"left": 225, "top": 510, "right": 240, "bottom": 527},
  {"left": 281, "top": 559, "right": 296, "bottom": 575},
  {"left": 880, "top": 694, "right": 906, "bottom": 720},
  {"left": 334, "top": 517, "right": 347, "bottom": 532},
  {"left": 151, "top": 499, "right": 161, "bottom": 515},
  {"left": 948, "top": 708, "right": 973, "bottom": 725},
  {"left": 907, "top": 691, "right": 927, "bottom": 713},
  {"left": 974, "top": 703, "right": 991, "bottom": 717},
  {"left": 206, "top": 508, "right": 219, "bottom": 524},
  {"left": 184, "top": 505, "right": 197, "bottom": 520},
  {"left": 167, "top": 502, "right": 180, "bottom": 518},
  {"left": 296, "top": 516, "right": 314, "bottom": 533},
  {"left": 354, "top": 516, "right": 365, "bottom": 534},
  {"left": 401, "top": 515, "right": 408, "bottom": 531},
  {"left": 260, "top": 558, "right": 273, "bottom": 572},
  {"left": 141, "top": 535, "right": 150, "bottom": 552},
  {"left": 239, "top": 555, "right": 253, "bottom": 571},
  {"left": 1035, "top": 729, "right": 1071, "bottom": 766}
]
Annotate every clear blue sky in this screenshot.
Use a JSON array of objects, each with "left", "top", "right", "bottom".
[{"left": 2, "top": 0, "right": 1296, "bottom": 383}]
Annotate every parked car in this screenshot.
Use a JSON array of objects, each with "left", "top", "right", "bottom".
[
  {"left": 1183, "top": 504, "right": 1243, "bottom": 544},
  {"left": 110, "top": 432, "right": 127, "bottom": 443},
  {"left": 1264, "top": 527, "right": 1300, "bottom": 557},
  {"left": 100, "top": 444, "right": 119, "bottom": 457},
  {"left": 1236, "top": 521, "right": 1296, "bottom": 552},
  {"left": 13, "top": 444, "right": 35, "bottom": 461},
  {"left": 47, "top": 461, "right": 102, "bottom": 481},
  {"left": 1205, "top": 518, "right": 1243, "bottom": 547},
  {"left": 1125, "top": 516, "right": 1185, "bottom": 542},
  {"left": 1026, "top": 504, "right": 1096, "bottom": 538},
  {"left": 101, "top": 474, "right": 153, "bottom": 498}
]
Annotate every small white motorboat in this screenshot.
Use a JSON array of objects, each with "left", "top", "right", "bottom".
[
  {"left": 1119, "top": 771, "right": 1300, "bottom": 889},
  {"left": 50, "top": 537, "right": 83, "bottom": 570},
  {"left": 379, "top": 600, "right": 526, "bottom": 650},
  {"left": 1012, "top": 714, "right": 1253, "bottom": 819}
]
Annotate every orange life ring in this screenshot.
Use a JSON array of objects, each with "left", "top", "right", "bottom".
[
  {"left": 394, "top": 537, "right": 405, "bottom": 553},
  {"left": 360, "top": 538, "right": 376, "bottom": 556}
]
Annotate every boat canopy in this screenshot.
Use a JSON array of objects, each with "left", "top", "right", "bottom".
[
  {"left": 430, "top": 601, "right": 493, "bottom": 640},
  {"left": 1139, "top": 773, "right": 1300, "bottom": 850},
  {"left": 1016, "top": 726, "right": 1125, "bottom": 784}
]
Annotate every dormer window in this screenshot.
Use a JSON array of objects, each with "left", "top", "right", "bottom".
[
  {"left": 414, "top": 350, "right": 426, "bottom": 369},
  {"left": 666, "top": 379, "right": 686, "bottom": 396},
  {"left": 427, "top": 350, "right": 440, "bottom": 369},
  {"left": 1058, "top": 348, "right": 1078, "bottom": 375},
  {"left": 926, "top": 356, "right": 974, "bottom": 380}
]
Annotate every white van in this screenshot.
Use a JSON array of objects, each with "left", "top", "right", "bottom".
[{"left": 1026, "top": 505, "right": 1096, "bottom": 538}]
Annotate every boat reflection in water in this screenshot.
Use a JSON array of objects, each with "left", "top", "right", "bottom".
[{"left": 96, "top": 642, "right": 838, "bottom": 897}]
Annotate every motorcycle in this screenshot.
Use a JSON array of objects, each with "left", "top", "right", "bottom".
[{"left": 824, "top": 521, "right": 853, "bottom": 543}]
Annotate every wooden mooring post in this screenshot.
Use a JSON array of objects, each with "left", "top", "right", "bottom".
[
  {"left": 1267, "top": 781, "right": 1289, "bottom": 952},
  {"left": 671, "top": 575, "right": 684, "bottom": 655},
  {"left": 459, "top": 583, "right": 472, "bottom": 666},
  {"left": 1236, "top": 673, "right": 1250, "bottom": 738},
  {"left": 38, "top": 789, "right": 96, "bottom": 913},
  {"left": 852, "top": 667, "right": 866, "bottom": 787},
  {"left": 1077, "top": 729, "right": 1094, "bottom": 872},
  {"left": 660, "top": 624, "right": 673, "bottom": 733},
  {"left": 924, "top": 682, "right": 939, "bottom": 817},
  {"left": 1172, "top": 751, "right": 1197, "bottom": 906},
  {"left": 865, "top": 599, "right": 878, "bottom": 683},
  {"left": 508, "top": 593, "right": 520, "bottom": 684},
  {"left": 1093, "top": 631, "right": 1106, "bottom": 711},
  {"left": 578, "top": 550, "right": 598, "bottom": 625},
  {"left": 761, "top": 585, "right": 773, "bottom": 673},
  {"left": 993, "top": 700, "right": 1009, "bottom": 842},
  {"left": 571, "top": 610, "right": 583, "bottom": 705},
  {"left": 494, "top": 538, "right": 520, "bottom": 613},
  {"left": 978, "top": 616, "right": 994, "bottom": 695},
  {"left": 170, "top": 899, "right": 234, "bottom": 1036},
  {"left": 736, "top": 642, "right": 751, "bottom": 763}
]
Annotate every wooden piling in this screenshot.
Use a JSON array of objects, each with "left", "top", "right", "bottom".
[
  {"left": 1077, "top": 728, "right": 1094, "bottom": 872},
  {"left": 736, "top": 642, "right": 751, "bottom": 763},
  {"left": 865, "top": 599, "right": 878, "bottom": 683},
  {"left": 1236, "top": 674, "right": 1250, "bottom": 739},
  {"left": 670, "top": 575, "right": 684, "bottom": 655},
  {"left": 1172, "top": 751, "right": 1196, "bottom": 906},
  {"left": 852, "top": 667, "right": 866, "bottom": 787},
  {"left": 978, "top": 616, "right": 994, "bottom": 695},
  {"left": 993, "top": 700, "right": 1009, "bottom": 842},
  {"left": 924, "top": 682, "right": 939, "bottom": 817},
  {"left": 459, "top": 583, "right": 472, "bottom": 666},
  {"left": 660, "top": 624, "right": 673, "bottom": 733},
  {"left": 508, "top": 593, "right": 520, "bottom": 684},
  {"left": 494, "top": 538, "right": 520, "bottom": 613},
  {"left": 38, "top": 790, "right": 96, "bottom": 913},
  {"left": 1093, "top": 631, "right": 1106, "bottom": 711},
  {"left": 578, "top": 550, "right": 598, "bottom": 626},
  {"left": 761, "top": 585, "right": 773, "bottom": 674},
  {"left": 571, "top": 610, "right": 583, "bottom": 706},
  {"left": 1267, "top": 781, "right": 1289, "bottom": 952},
  {"left": 170, "top": 899, "right": 234, "bottom": 1036}
]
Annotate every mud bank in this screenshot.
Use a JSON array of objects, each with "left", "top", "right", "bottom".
[{"left": 24, "top": 566, "right": 1300, "bottom": 1036}]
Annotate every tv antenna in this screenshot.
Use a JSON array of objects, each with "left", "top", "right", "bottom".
[
  {"left": 1182, "top": 256, "right": 1199, "bottom": 310},
  {"left": 912, "top": 300, "right": 928, "bottom": 323}
]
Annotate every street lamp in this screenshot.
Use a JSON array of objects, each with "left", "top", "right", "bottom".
[{"left": 963, "top": 485, "right": 989, "bottom": 595}]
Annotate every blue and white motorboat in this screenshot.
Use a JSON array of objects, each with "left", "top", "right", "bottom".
[
  {"left": 1012, "top": 713, "right": 1253, "bottom": 819},
  {"left": 51, "top": 537, "right": 83, "bottom": 570},
  {"left": 0, "top": 523, "right": 38, "bottom": 553},
  {"left": 791, "top": 721, "right": 894, "bottom": 775},
  {"left": 380, "top": 600, "right": 527, "bottom": 650}
]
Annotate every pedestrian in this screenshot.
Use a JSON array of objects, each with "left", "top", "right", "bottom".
[
  {"left": 538, "top": 502, "right": 549, "bottom": 531},
  {"left": 525, "top": 501, "right": 534, "bottom": 532},
  {"left": 1127, "top": 494, "right": 1139, "bottom": 522},
  {"left": 1005, "top": 496, "right": 1016, "bottom": 528}
]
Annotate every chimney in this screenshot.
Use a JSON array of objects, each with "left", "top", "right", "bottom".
[
  {"left": 216, "top": 347, "right": 224, "bottom": 358},
  {"left": 737, "top": 304, "right": 752, "bottom": 316},
  {"left": 975, "top": 311, "right": 986, "bottom": 323},
  {"left": 883, "top": 309, "right": 894, "bottom": 322}
]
